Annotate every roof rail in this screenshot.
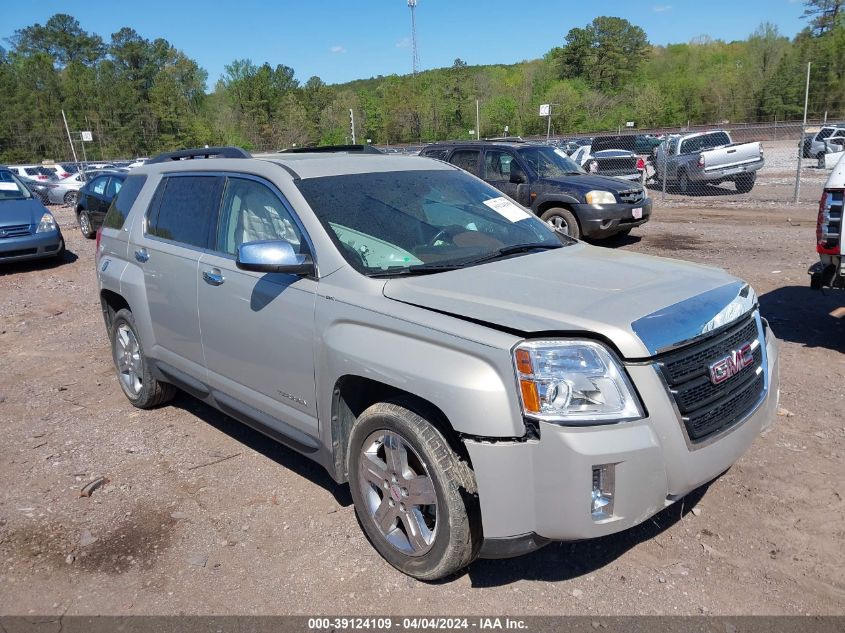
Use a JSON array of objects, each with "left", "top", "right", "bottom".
[
  {"left": 146, "top": 146, "right": 251, "bottom": 164},
  {"left": 278, "top": 144, "right": 384, "bottom": 154}
]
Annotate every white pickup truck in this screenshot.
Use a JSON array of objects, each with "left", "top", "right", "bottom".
[{"left": 654, "top": 130, "right": 765, "bottom": 194}]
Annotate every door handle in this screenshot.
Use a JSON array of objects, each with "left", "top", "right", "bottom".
[
  {"left": 202, "top": 269, "right": 225, "bottom": 286},
  {"left": 134, "top": 248, "right": 149, "bottom": 263}
]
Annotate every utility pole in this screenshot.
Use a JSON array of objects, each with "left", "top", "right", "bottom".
[
  {"left": 61, "top": 110, "right": 79, "bottom": 164},
  {"left": 476, "top": 99, "right": 480, "bottom": 140},
  {"left": 349, "top": 109, "right": 356, "bottom": 144},
  {"left": 793, "top": 61, "right": 811, "bottom": 204}
]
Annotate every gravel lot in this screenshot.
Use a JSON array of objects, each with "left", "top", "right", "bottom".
[{"left": 1, "top": 168, "right": 843, "bottom": 616}]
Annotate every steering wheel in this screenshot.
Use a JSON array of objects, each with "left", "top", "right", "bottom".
[{"left": 427, "top": 224, "right": 465, "bottom": 247}]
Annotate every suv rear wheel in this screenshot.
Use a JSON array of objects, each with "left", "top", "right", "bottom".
[
  {"left": 110, "top": 309, "right": 176, "bottom": 408},
  {"left": 348, "top": 402, "right": 479, "bottom": 580},
  {"left": 541, "top": 207, "right": 580, "bottom": 239}
]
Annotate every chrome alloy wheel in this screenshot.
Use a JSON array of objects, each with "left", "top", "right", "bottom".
[
  {"left": 115, "top": 323, "right": 143, "bottom": 396},
  {"left": 79, "top": 212, "right": 91, "bottom": 237},
  {"left": 358, "top": 430, "right": 438, "bottom": 556},
  {"left": 546, "top": 215, "right": 570, "bottom": 235}
]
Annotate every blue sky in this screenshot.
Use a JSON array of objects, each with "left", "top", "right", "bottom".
[{"left": 3, "top": 0, "right": 808, "bottom": 86}]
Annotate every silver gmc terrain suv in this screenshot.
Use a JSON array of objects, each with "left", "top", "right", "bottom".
[{"left": 96, "top": 146, "right": 779, "bottom": 580}]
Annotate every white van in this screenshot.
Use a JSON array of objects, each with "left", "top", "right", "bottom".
[{"left": 810, "top": 152, "right": 845, "bottom": 290}]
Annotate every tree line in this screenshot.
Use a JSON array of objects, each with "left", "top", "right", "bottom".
[{"left": 0, "top": 2, "right": 843, "bottom": 163}]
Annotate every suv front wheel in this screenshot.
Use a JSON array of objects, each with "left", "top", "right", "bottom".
[
  {"left": 541, "top": 206, "right": 580, "bottom": 239},
  {"left": 348, "top": 402, "right": 480, "bottom": 580},
  {"left": 110, "top": 308, "right": 176, "bottom": 408}
]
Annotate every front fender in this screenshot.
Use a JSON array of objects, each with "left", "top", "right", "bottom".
[
  {"left": 314, "top": 293, "right": 526, "bottom": 450},
  {"left": 532, "top": 192, "right": 581, "bottom": 213}
]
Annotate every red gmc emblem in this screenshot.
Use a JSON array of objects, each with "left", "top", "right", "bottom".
[{"left": 708, "top": 343, "right": 754, "bottom": 385}]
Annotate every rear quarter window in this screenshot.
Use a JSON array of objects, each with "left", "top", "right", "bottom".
[
  {"left": 103, "top": 175, "right": 146, "bottom": 231},
  {"left": 422, "top": 148, "right": 449, "bottom": 160}
]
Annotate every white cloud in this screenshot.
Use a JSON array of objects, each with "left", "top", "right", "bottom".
[
  {"left": 652, "top": 4, "right": 672, "bottom": 11},
  {"left": 395, "top": 37, "right": 412, "bottom": 49},
  {"left": 330, "top": 45, "right": 347, "bottom": 54}
]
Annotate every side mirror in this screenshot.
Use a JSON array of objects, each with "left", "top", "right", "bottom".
[
  {"left": 510, "top": 168, "right": 526, "bottom": 184},
  {"left": 237, "top": 240, "right": 314, "bottom": 276}
]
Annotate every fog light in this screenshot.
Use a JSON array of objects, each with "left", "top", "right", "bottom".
[{"left": 591, "top": 464, "right": 615, "bottom": 520}]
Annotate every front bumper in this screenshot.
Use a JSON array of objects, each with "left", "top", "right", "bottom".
[
  {"left": 0, "top": 230, "right": 64, "bottom": 263},
  {"left": 571, "top": 198, "right": 653, "bottom": 239},
  {"left": 466, "top": 326, "right": 779, "bottom": 552}
]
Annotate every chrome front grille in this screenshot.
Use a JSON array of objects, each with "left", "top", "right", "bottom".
[
  {"left": 0, "top": 224, "right": 32, "bottom": 238},
  {"left": 656, "top": 314, "right": 765, "bottom": 443}
]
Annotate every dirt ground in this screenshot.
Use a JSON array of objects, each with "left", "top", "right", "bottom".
[{"left": 1, "top": 185, "right": 843, "bottom": 616}]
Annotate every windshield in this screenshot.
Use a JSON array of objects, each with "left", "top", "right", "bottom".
[
  {"left": 295, "top": 169, "right": 565, "bottom": 276},
  {"left": 518, "top": 146, "right": 584, "bottom": 178},
  {"left": 0, "top": 171, "right": 33, "bottom": 201}
]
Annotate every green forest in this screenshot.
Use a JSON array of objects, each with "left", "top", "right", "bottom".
[{"left": 0, "top": 0, "right": 843, "bottom": 162}]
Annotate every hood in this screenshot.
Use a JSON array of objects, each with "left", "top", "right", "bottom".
[
  {"left": 539, "top": 173, "right": 640, "bottom": 195},
  {"left": 0, "top": 198, "right": 47, "bottom": 228},
  {"left": 383, "top": 244, "right": 751, "bottom": 359}
]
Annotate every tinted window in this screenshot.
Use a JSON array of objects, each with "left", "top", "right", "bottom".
[
  {"left": 103, "top": 175, "right": 146, "bottom": 231},
  {"left": 148, "top": 176, "right": 224, "bottom": 248},
  {"left": 484, "top": 150, "right": 515, "bottom": 180},
  {"left": 105, "top": 176, "right": 123, "bottom": 198},
  {"left": 680, "top": 132, "right": 731, "bottom": 154},
  {"left": 449, "top": 150, "right": 481, "bottom": 176},
  {"left": 216, "top": 178, "right": 303, "bottom": 256},
  {"left": 91, "top": 176, "right": 109, "bottom": 195},
  {"left": 818, "top": 128, "right": 834, "bottom": 141},
  {"left": 422, "top": 148, "right": 449, "bottom": 160}
]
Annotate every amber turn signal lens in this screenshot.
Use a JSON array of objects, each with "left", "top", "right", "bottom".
[
  {"left": 519, "top": 380, "right": 540, "bottom": 413},
  {"left": 515, "top": 349, "right": 533, "bottom": 375}
]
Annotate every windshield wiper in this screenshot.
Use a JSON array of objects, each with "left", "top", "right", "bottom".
[{"left": 368, "top": 263, "right": 465, "bottom": 278}]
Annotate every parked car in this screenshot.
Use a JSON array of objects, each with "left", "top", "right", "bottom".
[
  {"left": 7, "top": 165, "right": 58, "bottom": 182},
  {"left": 803, "top": 124, "right": 845, "bottom": 162},
  {"left": 40, "top": 163, "right": 73, "bottom": 180},
  {"left": 76, "top": 171, "right": 126, "bottom": 238},
  {"left": 420, "top": 140, "right": 651, "bottom": 239},
  {"left": 96, "top": 145, "right": 778, "bottom": 579},
  {"left": 18, "top": 175, "right": 53, "bottom": 205},
  {"left": 570, "top": 136, "right": 646, "bottom": 185},
  {"left": 0, "top": 168, "right": 65, "bottom": 263},
  {"left": 44, "top": 174, "right": 86, "bottom": 206},
  {"left": 809, "top": 152, "right": 844, "bottom": 290},
  {"left": 653, "top": 130, "right": 764, "bottom": 194}
]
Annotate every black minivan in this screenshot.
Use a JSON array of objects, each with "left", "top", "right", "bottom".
[{"left": 420, "top": 141, "right": 651, "bottom": 240}]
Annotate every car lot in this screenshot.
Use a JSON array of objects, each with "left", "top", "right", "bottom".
[{"left": 1, "top": 180, "right": 843, "bottom": 616}]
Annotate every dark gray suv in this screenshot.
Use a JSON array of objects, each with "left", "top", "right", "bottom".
[
  {"left": 420, "top": 141, "right": 651, "bottom": 239},
  {"left": 96, "top": 146, "right": 778, "bottom": 580}
]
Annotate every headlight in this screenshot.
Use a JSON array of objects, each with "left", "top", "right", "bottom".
[
  {"left": 585, "top": 190, "right": 616, "bottom": 204},
  {"left": 36, "top": 212, "right": 57, "bottom": 233},
  {"left": 513, "top": 340, "right": 643, "bottom": 424}
]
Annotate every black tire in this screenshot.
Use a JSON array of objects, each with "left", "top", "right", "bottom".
[
  {"left": 78, "top": 209, "right": 95, "bottom": 239},
  {"left": 64, "top": 190, "right": 78, "bottom": 207},
  {"left": 348, "top": 401, "right": 480, "bottom": 581},
  {"left": 678, "top": 170, "right": 691, "bottom": 195},
  {"left": 735, "top": 174, "right": 756, "bottom": 194},
  {"left": 540, "top": 206, "right": 580, "bottom": 239},
  {"left": 110, "top": 308, "right": 176, "bottom": 409}
]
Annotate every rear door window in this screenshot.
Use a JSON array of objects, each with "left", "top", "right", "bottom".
[
  {"left": 103, "top": 175, "right": 146, "bottom": 231},
  {"left": 147, "top": 175, "right": 224, "bottom": 249},
  {"left": 105, "top": 176, "right": 123, "bottom": 198},
  {"left": 91, "top": 176, "right": 109, "bottom": 196},
  {"left": 484, "top": 150, "right": 515, "bottom": 181},
  {"left": 449, "top": 150, "right": 481, "bottom": 177}
]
